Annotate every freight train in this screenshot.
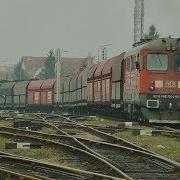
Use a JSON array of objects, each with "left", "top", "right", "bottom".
[{"left": 0, "top": 37, "right": 180, "bottom": 123}]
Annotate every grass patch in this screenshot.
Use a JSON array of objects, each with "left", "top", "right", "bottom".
[
  {"left": 81, "top": 118, "right": 119, "bottom": 127},
  {"left": 114, "top": 130, "right": 180, "bottom": 162},
  {"left": 129, "top": 125, "right": 153, "bottom": 130},
  {"left": 62, "top": 128, "right": 105, "bottom": 141},
  {"left": 75, "top": 132, "right": 105, "bottom": 141},
  {"left": 40, "top": 127, "right": 58, "bottom": 134},
  {"left": 0, "top": 136, "right": 14, "bottom": 149},
  {"left": 0, "top": 119, "right": 13, "bottom": 127},
  {"left": 24, "top": 114, "right": 34, "bottom": 119},
  {"left": 5, "top": 148, "right": 64, "bottom": 165},
  {"left": 0, "top": 111, "right": 11, "bottom": 118},
  {"left": 0, "top": 135, "right": 76, "bottom": 166}
]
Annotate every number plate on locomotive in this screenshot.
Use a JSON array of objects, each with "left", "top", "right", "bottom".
[
  {"left": 153, "top": 94, "right": 180, "bottom": 99},
  {"left": 164, "top": 81, "right": 176, "bottom": 88}
]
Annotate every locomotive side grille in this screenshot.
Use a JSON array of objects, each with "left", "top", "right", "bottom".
[{"left": 147, "top": 100, "right": 159, "bottom": 108}]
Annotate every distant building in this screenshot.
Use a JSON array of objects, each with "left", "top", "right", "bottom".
[
  {"left": 58, "top": 56, "right": 94, "bottom": 77},
  {"left": 21, "top": 56, "right": 46, "bottom": 79},
  {"left": 0, "top": 65, "right": 14, "bottom": 81},
  {"left": 20, "top": 55, "right": 93, "bottom": 80}
]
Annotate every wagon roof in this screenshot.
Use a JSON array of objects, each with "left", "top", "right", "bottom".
[
  {"left": 28, "top": 80, "right": 44, "bottom": 90},
  {"left": 13, "top": 81, "right": 30, "bottom": 91},
  {"left": 64, "top": 75, "right": 73, "bottom": 83},
  {"left": 94, "top": 60, "right": 108, "bottom": 78},
  {"left": 71, "top": 73, "right": 79, "bottom": 81},
  {"left": 41, "top": 79, "right": 56, "bottom": 89},
  {"left": 112, "top": 52, "right": 125, "bottom": 81},
  {"left": 0, "top": 81, "right": 16, "bottom": 89},
  {"left": 88, "top": 63, "right": 99, "bottom": 79},
  {"left": 102, "top": 57, "right": 118, "bottom": 76},
  {"left": 78, "top": 66, "right": 90, "bottom": 78},
  {"left": 112, "top": 53, "right": 125, "bottom": 65},
  {"left": 0, "top": 81, "right": 16, "bottom": 94}
]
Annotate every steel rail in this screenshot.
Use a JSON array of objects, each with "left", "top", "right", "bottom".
[
  {"left": 37, "top": 113, "right": 154, "bottom": 153},
  {"left": 0, "top": 126, "right": 180, "bottom": 179},
  {"left": 18, "top": 113, "right": 180, "bottom": 138},
  {"left": 0, "top": 130, "right": 130, "bottom": 179},
  {"left": 0, "top": 168, "right": 41, "bottom": 180},
  {"left": 2, "top": 112, "right": 180, "bottom": 179},
  {"left": 0, "top": 153, "right": 123, "bottom": 180},
  {"left": 34, "top": 113, "right": 180, "bottom": 179}
]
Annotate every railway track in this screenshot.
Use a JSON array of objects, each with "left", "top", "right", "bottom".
[
  {"left": 10, "top": 112, "right": 180, "bottom": 139},
  {"left": 0, "top": 168, "right": 39, "bottom": 180},
  {"left": 25, "top": 113, "right": 180, "bottom": 179},
  {"left": 35, "top": 113, "right": 154, "bottom": 153},
  {"left": 56, "top": 114, "right": 180, "bottom": 139},
  {"left": 0, "top": 128, "right": 128, "bottom": 179},
  {"left": 148, "top": 125, "right": 180, "bottom": 138},
  {"left": 0, "top": 151, "right": 120, "bottom": 180},
  {"left": 0, "top": 126, "right": 180, "bottom": 179},
  {"left": 8, "top": 112, "right": 180, "bottom": 140},
  {"left": 1, "top": 112, "right": 180, "bottom": 179}
]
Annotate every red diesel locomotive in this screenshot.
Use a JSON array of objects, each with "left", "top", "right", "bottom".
[{"left": 123, "top": 37, "right": 180, "bottom": 122}]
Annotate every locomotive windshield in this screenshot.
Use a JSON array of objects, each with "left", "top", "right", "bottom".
[
  {"left": 147, "top": 54, "right": 168, "bottom": 71},
  {"left": 175, "top": 55, "right": 180, "bottom": 72}
]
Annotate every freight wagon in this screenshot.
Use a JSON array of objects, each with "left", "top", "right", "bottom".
[
  {"left": 27, "top": 79, "right": 56, "bottom": 111},
  {"left": 0, "top": 79, "right": 56, "bottom": 112}
]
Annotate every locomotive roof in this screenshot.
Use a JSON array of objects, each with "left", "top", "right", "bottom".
[{"left": 125, "top": 37, "right": 180, "bottom": 57}]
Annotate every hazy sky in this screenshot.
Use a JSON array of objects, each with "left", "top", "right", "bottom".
[{"left": 0, "top": 0, "right": 179, "bottom": 64}]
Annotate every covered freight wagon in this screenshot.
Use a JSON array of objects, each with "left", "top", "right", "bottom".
[
  {"left": 87, "top": 64, "right": 98, "bottom": 103},
  {"left": 13, "top": 81, "right": 30, "bottom": 109},
  {"left": 101, "top": 58, "right": 115, "bottom": 104},
  {"left": 62, "top": 76, "right": 72, "bottom": 107},
  {"left": 0, "top": 81, "right": 16, "bottom": 108},
  {"left": 77, "top": 67, "right": 90, "bottom": 106},
  {"left": 111, "top": 53, "right": 125, "bottom": 109},
  {"left": 40, "top": 79, "right": 56, "bottom": 110},
  {"left": 27, "top": 80, "right": 44, "bottom": 108},
  {"left": 59, "top": 78, "right": 64, "bottom": 107},
  {"left": 69, "top": 73, "right": 79, "bottom": 107},
  {"left": 93, "top": 60, "right": 107, "bottom": 103}
]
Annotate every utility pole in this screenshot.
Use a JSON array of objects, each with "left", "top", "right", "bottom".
[
  {"left": 56, "top": 48, "right": 61, "bottom": 104},
  {"left": 101, "top": 47, "right": 107, "bottom": 60},
  {"left": 98, "top": 44, "right": 112, "bottom": 61},
  {"left": 134, "top": 0, "right": 144, "bottom": 43},
  {"left": 56, "top": 49, "right": 68, "bottom": 105}
]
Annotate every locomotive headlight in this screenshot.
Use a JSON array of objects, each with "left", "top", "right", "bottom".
[
  {"left": 150, "top": 86, "right": 155, "bottom": 91},
  {"left": 149, "top": 81, "right": 155, "bottom": 91}
]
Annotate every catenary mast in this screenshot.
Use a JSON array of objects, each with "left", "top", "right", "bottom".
[{"left": 134, "top": 0, "right": 144, "bottom": 43}]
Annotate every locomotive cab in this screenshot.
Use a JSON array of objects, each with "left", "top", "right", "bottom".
[{"left": 124, "top": 37, "right": 180, "bottom": 122}]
